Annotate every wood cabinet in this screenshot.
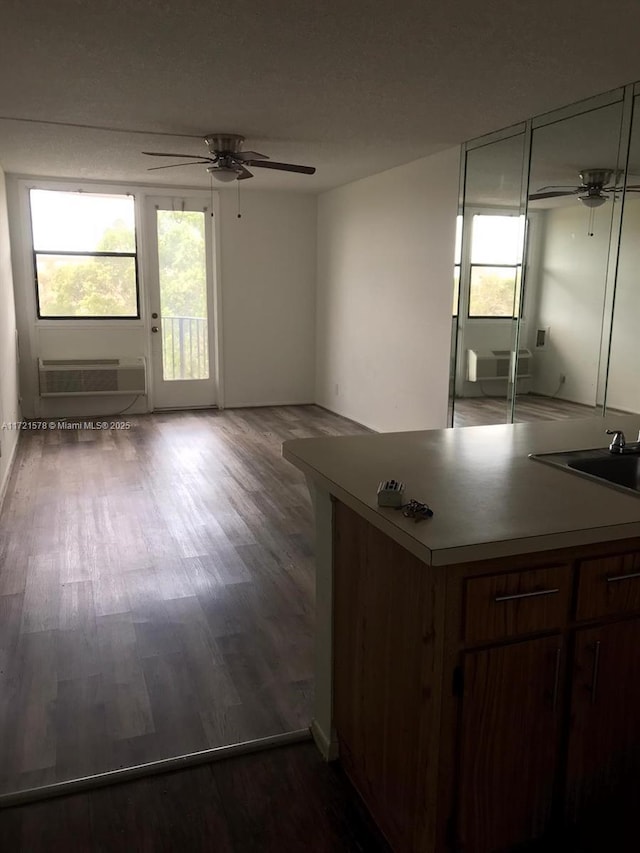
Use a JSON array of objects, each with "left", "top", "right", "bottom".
[
  {"left": 575, "top": 552, "right": 640, "bottom": 620},
  {"left": 565, "top": 617, "right": 640, "bottom": 824},
  {"left": 334, "top": 509, "right": 441, "bottom": 852},
  {"left": 332, "top": 501, "right": 640, "bottom": 853},
  {"left": 458, "top": 636, "right": 563, "bottom": 852},
  {"left": 463, "top": 564, "right": 571, "bottom": 645}
]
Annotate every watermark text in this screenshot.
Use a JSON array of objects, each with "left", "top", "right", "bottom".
[{"left": 2, "top": 421, "right": 133, "bottom": 431}]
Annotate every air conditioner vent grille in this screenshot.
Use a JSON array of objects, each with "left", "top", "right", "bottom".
[
  {"left": 467, "top": 349, "right": 533, "bottom": 383},
  {"left": 40, "top": 358, "right": 120, "bottom": 366},
  {"left": 38, "top": 358, "right": 146, "bottom": 397}
]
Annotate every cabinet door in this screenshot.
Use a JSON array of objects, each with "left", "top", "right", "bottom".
[
  {"left": 457, "top": 635, "right": 563, "bottom": 853},
  {"left": 566, "top": 617, "right": 640, "bottom": 824}
]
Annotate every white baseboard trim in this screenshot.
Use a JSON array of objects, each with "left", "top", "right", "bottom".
[
  {"left": 313, "top": 405, "right": 375, "bottom": 433},
  {"left": 0, "top": 429, "right": 20, "bottom": 514},
  {"left": 224, "top": 400, "right": 315, "bottom": 409},
  {"left": 152, "top": 404, "right": 219, "bottom": 413},
  {"left": 310, "top": 719, "right": 339, "bottom": 761}
]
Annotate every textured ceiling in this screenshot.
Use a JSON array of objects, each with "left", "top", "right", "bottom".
[{"left": 2, "top": 0, "right": 640, "bottom": 192}]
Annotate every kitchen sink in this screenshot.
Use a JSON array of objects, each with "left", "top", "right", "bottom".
[
  {"left": 530, "top": 447, "right": 640, "bottom": 496},
  {"left": 567, "top": 454, "right": 640, "bottom": 490}
]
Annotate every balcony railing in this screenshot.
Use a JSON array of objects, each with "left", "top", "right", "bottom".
[{"left": 161, "top": 316, "right": 209, "bottom": 380}]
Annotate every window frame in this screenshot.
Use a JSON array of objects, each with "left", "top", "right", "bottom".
[
  {"left": 453, "top": 264, "right": 461, "bottom": 317},
  {"left": 459, "top": 210, "right": 527, "bottom": 322},
  {"left": 29, "top": 189, "right": 142, "bottom": 321}
]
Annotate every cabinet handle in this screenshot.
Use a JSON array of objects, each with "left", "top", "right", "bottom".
[
  {"left": 591, "top": 641, "right": 601, "bottom": 705},
  {"left": 606, "top": 571, "right": 640, "bottom": 583},
  {"left": 494, "top": 587, "right": 560, "bottom": 603},
  {"left": 552, "top": 647, "right": 562, "bottom": 711}
]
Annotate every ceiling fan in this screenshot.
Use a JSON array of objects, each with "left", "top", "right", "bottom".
[
  {"left": 529, "top": 168, "right": 640, "bottom": 208},
  {"left": 142, "top": 133, "right": 316, "bottom": 182}
]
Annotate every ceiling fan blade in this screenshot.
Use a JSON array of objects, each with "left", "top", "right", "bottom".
[
  {"left": 529, "top": 190, "right": 578, "bottom": 200},
  {"left": 535, "top": 185, "right": 580, "bottom": 192},
  {"left": 247, "top": 160, "right": 316, "bottom": 175},
  {"left": 236, "top": 165, "right": 254, "bottom": 180},
  {"left": 577, "top": 185, "right": 640, "bottom": 194},
  {"left": 143, "top": 151, "right": 214, "bottom": 160},
  {"left": 234, "top": 150, "right": 268, "bottom": 161},
  {"left": 147, "top": 161, "right": 212, "bottom": 171}
]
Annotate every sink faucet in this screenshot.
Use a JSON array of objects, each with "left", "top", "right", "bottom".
[
  {"left": 606, "top": 429, "right": 640, "bottom": 454},
  {"left": 607, "top": 429, "right": 626, "bottom": 453}
]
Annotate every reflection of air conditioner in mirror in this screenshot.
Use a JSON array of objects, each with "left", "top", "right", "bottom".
[
  {"left": 38, "top": 358, "right": 147, "bottom": 397},
  {"left": 467, "top": 349, "right": 533, "bottom": 382}
]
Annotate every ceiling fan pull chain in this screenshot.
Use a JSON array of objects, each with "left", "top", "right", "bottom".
[
  {"left": 237, "top": 181, "right": 242, "bottom": 219},
  {"left": 588, "top": 205, "right": 596, "bottom": 237}
]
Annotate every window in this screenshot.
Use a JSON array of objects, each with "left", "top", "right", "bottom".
[
  {"left": 468, "top": 214, "right": 524, "bottom": 318},
  {"left": 30, "top": 190, "right": 139, "bottom": 319}
]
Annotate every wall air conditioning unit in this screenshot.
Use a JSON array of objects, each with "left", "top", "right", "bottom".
[
  {"left": 467, "top": 349, "right": 533, "bottom": 383},
  {"left": 38, "top": 358, "right": 147, "bottom": 397}
]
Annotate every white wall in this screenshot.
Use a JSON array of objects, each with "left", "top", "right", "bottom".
[
  {"left": 315, "top": 147, "right": 460, "bottom": 432},
  {"left": 0, "top": 165, "right": 20, "bottom": 504},
  {"left": 7, "top": 180, "right": 317, "bottom": 417},
  {"left": 218, "top": 191, "right": 316, "bottom": 407},
  {"left": 529, "top": 203, "right": 611, "bottom": 406}
]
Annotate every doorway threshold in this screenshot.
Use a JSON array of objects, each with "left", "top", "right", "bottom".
[{"left": 0, "top": 729, "right": 311, "bottom": 809}]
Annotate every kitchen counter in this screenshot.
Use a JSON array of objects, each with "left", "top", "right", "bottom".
[
  {"left": 283, "top": 416, "right": 640, "bottom": 851},
  {"left": 283, "top": 415, "right": 640, "bottom": 566}
]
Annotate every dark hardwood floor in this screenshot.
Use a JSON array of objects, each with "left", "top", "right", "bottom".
[
  {"left": 0, "top": 738, "right": 632, "bottom": 853},
  {"left": 0, "top": 406, "right": 370, "bottom": 795},
  {"left": 0, "top": 741, "right": 389, "bottom": 852},
  {"left": 451, "top": 393, "right": 624, "bottom": 427}
]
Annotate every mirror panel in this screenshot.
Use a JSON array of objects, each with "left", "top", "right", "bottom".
[
  {"left": 450, "top": 91, "right": 631, "bottom": 429},
  {"left": 450, "top": 132, "right": 526, "bottom": 427},
  {"left": 513, "top": 100, "right": 625, "bottom": 423},
  {"left": 605, "top": 94, "right": 640, "bottom": 418}
]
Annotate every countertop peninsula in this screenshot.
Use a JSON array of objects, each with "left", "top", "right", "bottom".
[
  {"left": 283, "top": 414, "right": 640, "bottom": 852},
  {"left": 283, "top": 414, "right": 640, "bottom": 566}
]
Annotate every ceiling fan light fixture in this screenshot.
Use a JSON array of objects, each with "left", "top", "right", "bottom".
[
  {"left": 579, "top": 193, "right": 607, "bottom": 208},
  {"left": 207, "top": 166, "right": 238, "bottom": 183}
]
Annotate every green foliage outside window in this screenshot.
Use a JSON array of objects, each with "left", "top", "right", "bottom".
[
  {"left": 157, "top": 211, "right": 206, "bottom": 319},
  {"left": 36, "top": 245, "right": 137, "bottom": 317},
  {"left": 34, "top": 206, "right": 207, "bottom": 320},
  {"left": 468, "top": 266, "right": 518, "bottom": 318}
]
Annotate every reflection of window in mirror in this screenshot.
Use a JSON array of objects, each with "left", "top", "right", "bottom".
[{"left": 466, "top": 214, "right": 525, "bottom": 318}]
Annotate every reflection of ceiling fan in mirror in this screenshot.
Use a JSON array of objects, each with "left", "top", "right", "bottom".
[
  {"left": 529, "top": 168, "right": 640, "bottom": 207},
  {"left": 142, "top": 133, "right": 316, "bottom": 182}
]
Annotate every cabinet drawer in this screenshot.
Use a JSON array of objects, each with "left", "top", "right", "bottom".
[
  {"left": 576, "top": 552, "right": 640, "bottom": 620},
  {"left": 464, "top": 565, "right": 571, "bottom": 645}
]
